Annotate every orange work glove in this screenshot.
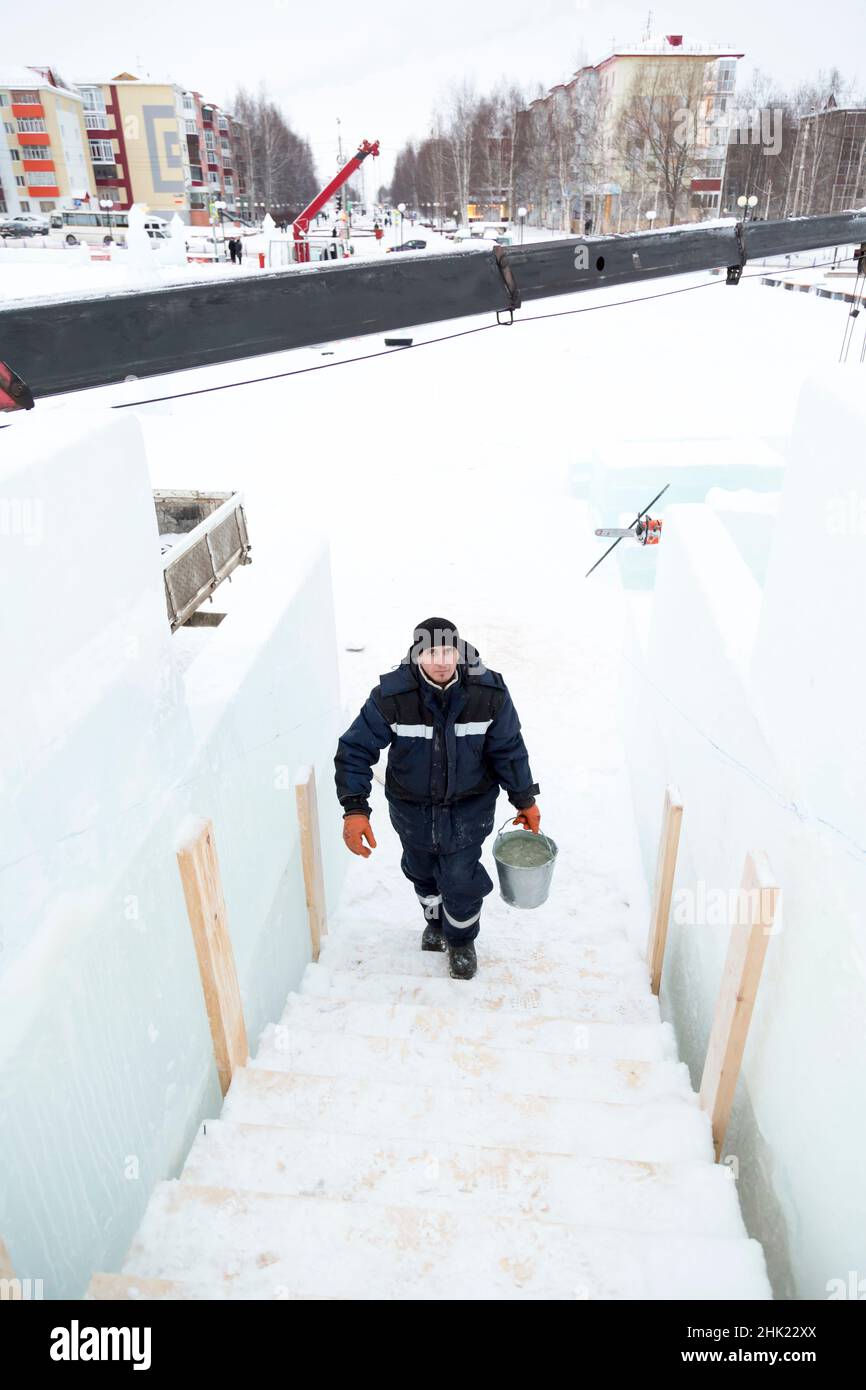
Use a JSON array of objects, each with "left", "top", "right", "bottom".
[
  {"left": 513, "top": 804, "right": 541, "bottom": 834},
  {"left": 343, "top": 815, "right": 377, "bottom": 857}
]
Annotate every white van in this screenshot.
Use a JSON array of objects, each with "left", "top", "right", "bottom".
[{"left": 49, "top": 210, "right": 168, "bottom": 248}]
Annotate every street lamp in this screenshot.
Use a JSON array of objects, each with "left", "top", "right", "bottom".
[
  {"left": 517, "top": 205, "right": 527, "bottom": 245},
  {"left": 645, "top": 209, "right": 657, "bottom": 227},
  {"left": 736, "top": 194, "right": 758, "bottom": 221},
  {"left": 397, "top": 200, "right": 406, "bottom": 247}
]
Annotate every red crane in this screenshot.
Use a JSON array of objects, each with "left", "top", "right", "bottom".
[{"left": 292, "top": 138, "right": 380, "bottom": 263}]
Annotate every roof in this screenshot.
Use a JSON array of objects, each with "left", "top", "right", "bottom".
[
  {"left": 0, "top": 64, "right": 80, "bottom": 94},
  {"left": 596, "top": 36, "right": 744, "bottom": 67}
]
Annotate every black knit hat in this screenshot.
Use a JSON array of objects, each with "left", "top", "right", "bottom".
[
  {"left": 412, "top": 617, "right": 460, "bottom": 652},
  {"left": 404, "top": 617, "right": 485, "bottom": 673}
]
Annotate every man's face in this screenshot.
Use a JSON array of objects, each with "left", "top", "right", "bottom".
[{"left": 419, "top": 645, "right": 459, "bottom": 685}]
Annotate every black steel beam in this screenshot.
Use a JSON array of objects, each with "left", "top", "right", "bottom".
[{"left": 2, "top": 212, "right": 864, "bottom": 399}]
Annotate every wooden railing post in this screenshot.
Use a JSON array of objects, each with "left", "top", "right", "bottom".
[
  {"left": 176, "top": 816, "right": 249, "bottom": 1096},
  {"left": 295, "top": 765, "right": 328, "bottom": 961},
  {"left": 699, "top": 851, "right": 779, "bottom": 1160},
  {"left": 646, "top": 785, "right": 683, "bottom": 995}
]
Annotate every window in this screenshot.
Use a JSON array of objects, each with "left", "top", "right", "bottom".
[
  {"left": 12, "top": 91, "right": 39, "bottom": 105},
  {"left": 217, "top": 115, "right": 228, "bottom": 130},
  {"left": 15, "top": 175, "right": 25, "bottom": 186},
  {"left": 89, "top": 139, "right": 115, "bottom": 162},
  {"left": 18, "top": 118, "right": 46, "bottom": 132},
  {"left": 80, "top": 87, "right": 106, "bottom": 113},
  {"left": 185, "top": 119, "right": 197, "bottom": 134},
  {"left": 23, "top": 146, "right": 50, "bottom": 161},
  {"left": 205, "top": 131, "right": 215, "bottom": 153},
  {"left": 4, "top": 122, "right": 15, "bottom": 134},
  {"left": 221, "top": 141, "right": 230, "bottom": 156},
  {"left": 19, "top": 200, "right": 30, "bottom": 210},
  {"left": 28, "top": 171, "right": 56, "bottom": 185},
  {"left": 39, "top": 200, "right": 55, "bottom": 211},
  {"left": 86, "top": 113, "right": 109, "bottom": 129},
  {"left": 183, "top": 93, "right": 194, "bottom": 112},
  {"left": 10, "top": 148, "right": 19, "bottom": 161},
  {"left": 0, "top": 92, "right": 8, "bottom": 105}
]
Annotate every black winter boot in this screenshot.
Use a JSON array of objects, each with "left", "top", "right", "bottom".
[
  {"left": 447, "top": 940, "right": 477, "bottom": 980},
  {"left": 421, "top": 921, "right": 447, "bottom": 951}
]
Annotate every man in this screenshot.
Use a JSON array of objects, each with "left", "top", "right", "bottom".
[{"left": 334, "top": 618, "right": 540, "bottom": 980}]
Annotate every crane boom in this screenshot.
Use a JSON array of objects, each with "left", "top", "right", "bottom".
[{"left": 292, "top": 139, "right": 380, "bottom": 262}]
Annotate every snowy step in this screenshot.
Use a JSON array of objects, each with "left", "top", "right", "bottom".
[
  {"left": 86, "top": 1272, "right": 342, "bottom": 1301},
  {"left": 280, "top": 991, "right": 676, "bottom": 1061},
  {"left": 181, "top": 1118, "right": 748, "bottom": 1238},
  {"left": 121, "top": 1181, "right": 771, "bottom": 1300},
  {"left": 253, "top": 1022, "right": 693, "bottom": 1106},
  {"left": 321, "top": 923, "right": 643, "bottom": 973},
  {"left": 222, "top": 1065, "right": 710, "bottom": 1164},
  {"left": 317, "top": 936, "right": 649, "bottom": 994},
  {"left": 302, "top": 963, "right": 661, "bottom": 1024}
]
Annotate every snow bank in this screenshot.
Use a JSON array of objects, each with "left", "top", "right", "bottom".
[
  {"left": 624, "top": 370, "right": 866, "bottom": 1297},
  {"left": 0, "top": 408, "right": 344, "bottom": 1296}
]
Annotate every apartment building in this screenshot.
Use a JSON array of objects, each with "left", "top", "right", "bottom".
[
  {"left": 522, "top": 34, "right": 744, "bottom": 233},
  {"left": 0, "top": 66, "right": 94, "bottom": 217},
  {"left": 786, "top": 98, "right": 866, "bottom": 216},
  {"left": 186, "top": 94, "right": 247, "bottom": 225},
  {"left": 73, "top": 73, "right": 248, "bottom": 223}
]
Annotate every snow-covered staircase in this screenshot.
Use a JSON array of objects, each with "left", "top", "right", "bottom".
[{"left": 88, "top": 917, "right": 771, "bottom": 1300}]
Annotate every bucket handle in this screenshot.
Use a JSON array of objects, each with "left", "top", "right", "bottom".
[{"left": 494, "top": 814, "right": 556, "bottom": 860}]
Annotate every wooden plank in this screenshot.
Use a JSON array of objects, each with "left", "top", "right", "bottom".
[
  {"left": 176, "top": 817, "right": 248, "bottom": 1096},
  {"left": 699, "top": 852, "right": 779, "bottom": 1160},
  {"left": 295, "top": 766, "right": 328, "bottom": 961},
  {"left": 646, "top": 785, "right": 683, "bottom": 995}
]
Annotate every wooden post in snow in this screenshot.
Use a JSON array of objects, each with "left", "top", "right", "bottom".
[
  {"left": 699, "top": 851, "right": 779, "bottom": 1160},
  {"left": 0, "top": 1236, "right": 15, "bottom": 1284},
  {"left": 646, "top": 785, "right": 683, "bottom": 995},
  {"left": 295, "top": 765, "right": 327, "bottom": 961},
  {"left": 176, "top": 817, "right": 249, "bottom": 1096}
]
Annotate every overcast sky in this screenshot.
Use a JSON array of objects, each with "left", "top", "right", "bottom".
[{"left": 8, "top": 1, "right": 865, "bottom": 188}]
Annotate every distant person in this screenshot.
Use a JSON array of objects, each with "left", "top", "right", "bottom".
[
  {"left": 374, "top": 222, "right": 384, "bottom": 246},
  {"left": 228, "top": 237, "right": 239, "bottom": 264}
]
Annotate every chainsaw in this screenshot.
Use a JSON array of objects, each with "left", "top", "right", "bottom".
[{"left": 586, "top": 483, "right": 669, "bottom": 578}]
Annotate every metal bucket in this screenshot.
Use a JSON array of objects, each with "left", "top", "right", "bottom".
[{"left": 492, "top": 816, "right": 558, "bottom": 910}]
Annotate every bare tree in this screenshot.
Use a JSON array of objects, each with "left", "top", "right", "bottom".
[
  {"left": 444, "top": 81, "right": 478, "bottom": 224},
  {"left": 231, "top": 87, "right": 318, "bottom": 219},
  {"left": 616, "top": 62, "right": 707, "bottom": 226}
]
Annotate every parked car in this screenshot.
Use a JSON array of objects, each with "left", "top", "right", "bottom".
[
  {"left": 0, "top": 217, "right": 33, "bottom": 239},
  {"left": 14, "top": 213, "right": 50, "bottom": 234},
  {"left": 386, "top": 239, "right": 428, "bottom": 253}
]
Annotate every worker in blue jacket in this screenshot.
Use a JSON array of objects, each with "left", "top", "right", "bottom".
[{"left": 335, "top": 618, "right": 540, "bottom": 979}]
